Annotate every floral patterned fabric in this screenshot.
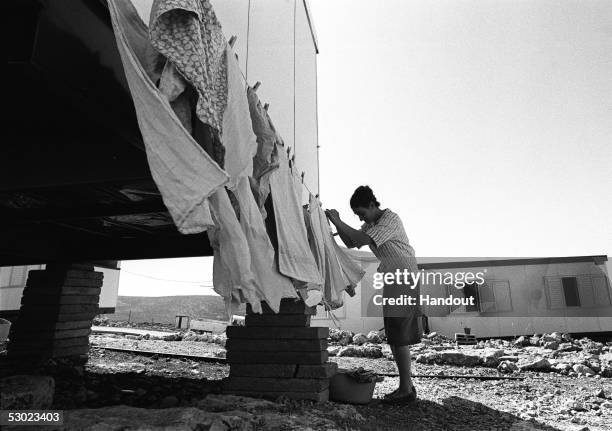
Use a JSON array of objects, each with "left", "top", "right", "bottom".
[
  {"left": 149, "top": 0, "right": 228, "bottom": 134},
  {"left": 108, "top": 0, "right": 229, "bottom": 235}
]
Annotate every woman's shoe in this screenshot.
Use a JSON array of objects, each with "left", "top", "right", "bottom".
[
  {"left": 382, "top": 386, "right": 417, "bottom": 404},
  {"left": 382, "top": 388, "right": 401, "bottom": 400}
]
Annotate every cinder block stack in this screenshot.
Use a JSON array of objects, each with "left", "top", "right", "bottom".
[
  {"left": 224, "top": 298, "right": 336, "bottom": 401},
  {"left": 6, "top": 264, "right": 102, "bottom": 365}
]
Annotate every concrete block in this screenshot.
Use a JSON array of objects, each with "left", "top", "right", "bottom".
[
  {"left": 8, "top": 343, "right": 89, "bottom": 358},
  {"left": 27, "top": 278, "right": 105, "bottom": 289},
  {"left": 9, "top": 335, "right": 89, "bottom": 349},
  {"left": 21, "top": 295, "right": 100, "bottom": 305},
  {"left": 226, "top": 326, "right": 328, "bottom": 340},
  {"left": 29, "top": 269, "right": 103, "bottom": 280},
  {"left": 244, "top": 314, "right": 311, "bottom": 327},
  {"left": 295, "top": 363, "right": 338, "bottom": 379},
  {"left": 10, "top": 327, "right": 91, "bottom": 340},
  {"left": 225, "top": 338, "right": 327, "bottom": 352},
  {"left": 228, "top": 364, "right": 297, "bottom": 378},
  {"left": 226, "top": 350, "right": 328, "bottom": 365},
  {"left": 246, "top": 299, "right": 316, "bottom": 315}
]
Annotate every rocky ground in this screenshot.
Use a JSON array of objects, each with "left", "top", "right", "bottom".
[{"left": 2, "top": 325, "right": 611, "bottom": 430}]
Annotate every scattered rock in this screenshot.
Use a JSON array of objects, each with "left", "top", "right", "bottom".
[
  {"left": 519, "top": 358, "right": 551, "bottom": 372},
  {"left": 572, "top": 364, "right": 595, "bottom": 376},
  {"left": 543, "top": 341, "right": 559, "bottom": 350},
  {"left": 366, "top": 330, "right": 383, "bottom": 344},
  {"left": 514, "top": 336, "right": 529, "bottom": 347},
  {"left": 481, "top": 349, "right": 505, "bottom": 367},
  {"left": 337, "top": 346, "right": 361, "bottom": 357},
  {"left": 352, "top": 333, "right": 368, "bottom": 345},
  {"left": 327, "top": 346, "right": 342, "bottom": 356},
  {"left": 498, "top": 361, "right": 519, "bottom": 373}
]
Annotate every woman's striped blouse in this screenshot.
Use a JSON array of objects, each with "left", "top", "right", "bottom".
[{"left": 360, "top": 209, "right": 418, "bottom": 273}]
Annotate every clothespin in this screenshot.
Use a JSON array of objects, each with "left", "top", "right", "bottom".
[
  {"left": 264, "top": 103, "right": 270, "bottom": 111},
  {"left": 291, "top": 154, "right": 295, "bottom": 164},
  {"left": 301, "top": 171, "right": 305, "bottom": 183},
  {"left": 228, "top": 35, "right": 237, "bottom": 48},
  {"left": 253, "top": 81, "right": 261, "bottom": 91},
  {"left": 286, "top": 146, "right": 291, "bottom": 157}
]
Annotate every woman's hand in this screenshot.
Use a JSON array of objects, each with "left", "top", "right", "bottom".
[{"left": 325, "top": 209, "right": 340, "bottom": 225}]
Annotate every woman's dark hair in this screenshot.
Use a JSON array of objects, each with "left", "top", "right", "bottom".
[{"left": 350, "top": 185, "right": 380, "bottom": 208}]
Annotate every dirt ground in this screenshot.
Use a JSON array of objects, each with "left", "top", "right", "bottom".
[
  {"left": 63, "top": 337, "right": 609, "bottom": 431},
  {"left": 3, "top": 330, "right": 610, "bottom": 430}
]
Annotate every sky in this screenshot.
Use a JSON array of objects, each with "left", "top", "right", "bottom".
[{"left": 119, "top": 0, "right": 611, "bottom": 296}]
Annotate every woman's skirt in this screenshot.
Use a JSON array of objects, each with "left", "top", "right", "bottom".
[{"left": 382, "top": 273, "right": 422, "bottom": 346}]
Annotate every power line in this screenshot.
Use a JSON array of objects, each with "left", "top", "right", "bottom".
[{"left": 121, "top": 269, "right": 213, "bottom": 285}]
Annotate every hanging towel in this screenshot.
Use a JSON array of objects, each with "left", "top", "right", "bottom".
[
  {"left": 268, "top": 145, "right": 322, "bottom": 285},
  {"left": 221, "top": 46, "right": 258, "bottom": 189},
  {"left": 149, "top": 0, "right": 228, "bottom": 134},
  {"left": 308, "top": 195, "right": 366, "bottom": 308},
  {"left": 108, "top": 0, "right": 229, "bottom": 234},
  {"left": 304, "top": 198, "right": 326, "bottom": 283},
  {"left": 157, "top": 60, "right": 193, "bottom": 134},
  {"left": 207, "top": 187, "right": 263, "bottom": 313},
  {"left": 234, "top": 176, "right": 297, "bottom": 312},
  {"left": 247, "top": 88, "right": 283, "bottom": 217},
  {"left": 333, "top": 239, "right": 367, "bottom": 289},
  {"left": 247, "top": 87, "right": 281, "bottom": 182},
  {"left": 206, "top": 223, "right": 240, "bottom": 318}
]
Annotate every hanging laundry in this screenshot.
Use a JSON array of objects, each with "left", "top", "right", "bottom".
[
  {"left": 300, "top": 200, "right": 326, "bottom": 308},
  {"left": 157, "top": 60, "right": 192, "bottom": 133},
  {"left": 303, "top": 198, "right": 325, "bottom": 282},
  {"left": 150, "top": 0, "right": 256, "bottom": 189},
  {"left": 311, "top": 197, "right": 348, "bottom": 308},
  {"left": 332, "top": 238, "right": 367, "bottom": 291},
  {"left": 234, "top": 176, "right": 297, "bottom": 312},
  {"left": 157, "top": 55, "right": 227, "bottom": 168},
  {"left": 206, "top": 223, "right": 240, "bottom": 318},
  {"left": 247, "top": 87, "right": 281, "bottom": 181},
  {"left": 207, "top": 187, "right": 263, "bottom": 314},
  {"left": 268, "top": 145, "right": 322, "bottom": 285},
  {"left": 108, "top": 0, "right": 229, "bottom": 234},
  {"left": 307, "top": 195, "right": 366, "bottom": 308},
  {"left": 247, "top": 87, "right": 282, "bottom": 215},
  {"left": 149, "top": 0, "right": 228, "bottom": 134},
  {"left": 110, "top": 0, "right": 165, "bottom": 84},
  {"left": 221, "top": 45, "right": 258, "bottom": 189}
]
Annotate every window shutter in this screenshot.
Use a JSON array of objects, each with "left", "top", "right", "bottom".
[
  {"left": 492, "top": 280, "right": 513, "bottom": 312},
  {"left": 593, "top": 275, "right": 612, "bottom": 306},
  {"left": 447, "top": 284, "right": 466, "bottom": 313},
  {"left": 545, "top": 277, "right": 565, "bottom": 309},
  {"left": 577, "top": 275, "right": 595, "bottom": 307},
  {"left": 478, "top": 281, "right": 497, "bottom": 312}
]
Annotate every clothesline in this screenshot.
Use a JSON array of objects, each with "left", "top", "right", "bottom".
[{"left": 228, "top": 37, "right": 319, "bottom": 200}]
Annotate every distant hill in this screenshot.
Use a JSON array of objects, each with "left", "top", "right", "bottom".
[{"left": 106, "top": 295, "right": 245, "bottom": 324}]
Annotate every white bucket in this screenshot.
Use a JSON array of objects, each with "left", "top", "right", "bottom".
[{"left": 0, "top": 318, "right": 12, "bottom": 342}]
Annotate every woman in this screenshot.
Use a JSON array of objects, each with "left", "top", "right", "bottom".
[{"left": 325, "top": 185, "right": 421, "bottom": 404}]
